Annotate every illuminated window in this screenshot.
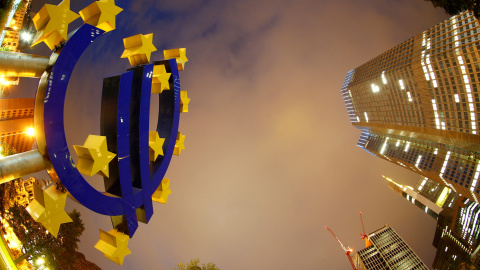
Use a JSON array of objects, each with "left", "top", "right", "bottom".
[
  {"left": 415, "top": 155, "right": 423, "bottom": 167},
  {"left": 407, "top": 92, "right": 413, "bottom": 102},
  {"left": 380, "top": 138, "right": 389, "bottom": 155},
  {"left": 381, "top": 71, "right": 387, "bottom": 84},
  {"left": 405, "top": 142, "right": 411, "bottom": 152}
]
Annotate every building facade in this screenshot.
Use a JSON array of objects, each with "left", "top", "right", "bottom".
[
  {"left": 384, "top": 176, "right": 459, "bottom": 219},
  {"left": 1, "top": 0, "right": 33, "bottom": 52},
  {"left": 353, "top": 225, "right": 428, "bottom": 270},
  {"left": 386, "top": 175, "right": 480, "bottom": 269},
  {"left": 0, "top": 98, "right": 34, "bottom": 153},
  {"left": 342, "top": 11, "right": 480, "bottom": 202}
]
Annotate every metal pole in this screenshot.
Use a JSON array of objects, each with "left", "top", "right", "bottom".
[
  {"left": 0, "top": 52, "right": 49, "bottom": 78},
  {"left": 0, "top": 150, "right": 46, "bottom": 184}
]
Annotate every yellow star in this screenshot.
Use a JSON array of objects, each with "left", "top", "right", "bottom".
[
  {"left": 180, "top": 91, "right": 190, "bottom": 113},
  {"left": 95, "top": 229, "right": 131, "bottom": 266},
  {"left": 73, "top": 135, "right": 116, "bottom": 178},
  {"left": 120, "top": 33, "right": 157, "bottom": 66},
  {"left": 164, "top": 48, "right": 188, "bottom": 71},
  {"left": 151, "top": 64, "right": 171, "bottom": 94},
  {"left": 149, "top": 131, "right": 165, "bottom": 161},
  {"left": 79, "top": 0, "right": 123, "bottom": 32},
  {"left": 152, "top": 179, "right": 172, "bottom": 204},
  {"left": 173, "top": 132, "right": 185, "bottom": 155},
  {"left": 26, "top": 185, "right": 73, "bottom": 238},
  {"left": 31, "top": 0, "right": 80, "bottom": 50}
]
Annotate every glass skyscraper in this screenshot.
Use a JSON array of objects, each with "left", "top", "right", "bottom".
[
  {"left": 353, "top": 225, "right": 428, "bottom": 270},
  {"left": 385, "top": 176, "right": 480, "bottom": 268},
  {"left": 384, "top": 176, "right": 458, "bottom": 220},
  {"left": 342, "top": 11, "right": 480, "bottom": 203}
]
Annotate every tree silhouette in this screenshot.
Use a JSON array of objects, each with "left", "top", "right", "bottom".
[
  {"left": 6, "top": 204, "right": 99, "bottom": 269},
  {"left": 424, "top": 0, "right": 479, "bottom": 20},
  {"left": 175, "top": 258, "right": 220, "bottom": 270}
]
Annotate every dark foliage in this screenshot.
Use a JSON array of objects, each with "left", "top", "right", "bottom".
[
  {"left": 6, "top": 204, "right": 88, "bottom": 269},
  {"left": 424, "top": 0, "right": 480, "bottom": 20}
]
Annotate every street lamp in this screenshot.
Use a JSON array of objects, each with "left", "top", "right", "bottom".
[
  {"left": 20, "top": 32, "right": 33, "bottom": 43},
  {"left": 26, "top": 127, "right": 34, "bottom": 136},
  {"left": 0, "top": 76, "right": 9, "bottom": 86},
  {"left": 35, "top": 257, "right": 45, "bottom": 266},
  {"left": 0, "top": 127, "right": 35, "bottom": 138}
]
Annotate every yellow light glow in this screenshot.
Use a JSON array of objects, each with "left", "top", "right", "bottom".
[
  {"left": 436, "top": 187, "right": 450, "bottom": 207},
  {"left": 0, "top": 77, "right": 8, "bottom": 86},
  {"left": 36, "top": 258, "right": 45, "bottom": 265},
  {"left": 26, "top": 128, "right": 35, "bottom": 136},
  {"left": 12, "top": 26, "right": 17, "bottom": 30},
  {"left": 9, "top": 241, "right": 18, "bottom": 248},
  {"left": 20, "top": 32, "right": 33, "bottom": 42}
]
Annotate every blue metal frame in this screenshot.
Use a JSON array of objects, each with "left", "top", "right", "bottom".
[{"left": 42, "top": 24, "right": 181, "bottom": 237}]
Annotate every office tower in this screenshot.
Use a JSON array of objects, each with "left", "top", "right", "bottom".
[
  {"left": 1, "top": 0, "right": 33, "bottom": 52},
  {"left": 0, "top": 98, "right": 35, "bottom": 153},
  {"left": 384, "top": 176, "right": 459, "bottom": 219},
  {"left": 342, "top": 11, "right": 480, "bottom": 202},
  {"left": 431, "top": 197, "right": 480, "bottom": 269},
  {"left": 386, "top": 174, "right": 480, "bottom": 268},
  {"left": 353, "top": 225, "right": 428, "bottom": 270}
]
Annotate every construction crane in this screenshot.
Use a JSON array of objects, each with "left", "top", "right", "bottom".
[
  {"left": 359, "top": 212, "right": 372, "bottom": 248},
  {"left": 325, "top": 226, "right": 358, "bottom": 270}
]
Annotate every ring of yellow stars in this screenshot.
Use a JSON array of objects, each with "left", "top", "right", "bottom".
[
  {"left": 149, "top": 131, "right": 165, "bottom": 161},
  {"left": 164, "top": 48, "right": 188, "bottom": 71},
  {"left": 73, "top": 135, "right": 116, "bottom": 178},
  {"left": 173, "top": 132, "right": 186, "bottom": 155},
  {"left": 152, "top": 179, "right": 172, "bottom": 204},
  {"left": 31, "top": 0, "right": 80, "bottom": 50},
  {"left": 79, "top": 0, "right": 123, "bottom": 32},
  {"left": 180, "top": 90, "right": 190, "bottom": 113},
  {"left": 151, "top": 64, "right": 171, "bottom": 94},
  {"left": 95, "top": 229, "right": 131, "bottom": 266},
  {"left": 121, "top": 33, "right": 157, "bottom": 66},
  {"left": 26, "top": 185, "right": 73, "bottom": 238}
]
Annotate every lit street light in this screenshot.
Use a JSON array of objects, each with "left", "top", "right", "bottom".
[
  {"left": 26, "top": 127, "right": 34, "bottom": 136},
  {"left": 35, "top": 257, "right": 44, "bottom": 265},
  {"left": 0, "top": 127, "right": 35, "bottom": 138},
  {"left": 20, "top": 31, "right": 33, "bottom": 42}
]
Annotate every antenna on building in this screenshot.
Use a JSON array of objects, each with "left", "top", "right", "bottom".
[
  {"left": 359, "top": 212, "right": 372, "bottom": 248},
  {"left": 325, "top": 226, "right": 358, "bottom": 270}
]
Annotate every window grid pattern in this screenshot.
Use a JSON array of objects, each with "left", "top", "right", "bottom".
[
  {"left": 415, "top": 178, "right": 459, "bottom": 208},
  {"left": 369, "top": 227, "right": 428, "bottom": 270},
  {"left": 357, "top": 131, "right": 480, "bottom": 196},
  {"left": 454, "top": 199, "right": 480, "bottom": 247},
  {"left": 342, "top": 11, "right": 480, "bottom": 134},
  {"left": 356, "top": 245, "right": 388, "bottom": 270}
]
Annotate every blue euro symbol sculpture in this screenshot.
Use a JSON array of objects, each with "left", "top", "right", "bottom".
[{"left": 37, "top": 24, "right": 184, "bottom": 240}]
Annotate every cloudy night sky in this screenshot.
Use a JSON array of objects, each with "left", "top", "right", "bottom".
[{"left": 8, "top": 0, "right": 453, "bottom": 269}]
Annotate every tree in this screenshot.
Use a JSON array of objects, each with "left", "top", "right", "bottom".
[
  {"left": 175, "top": 258, "right": 220, "bottom": 270},
  {"left": 5, "top": 203, "right": 97, "bottom": 269},
  {"left": 424, "top": 0, "right": 480, "bottom": 20},
  {"left": 0, "top": 141, "right": 16, "bottom": 157}
]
